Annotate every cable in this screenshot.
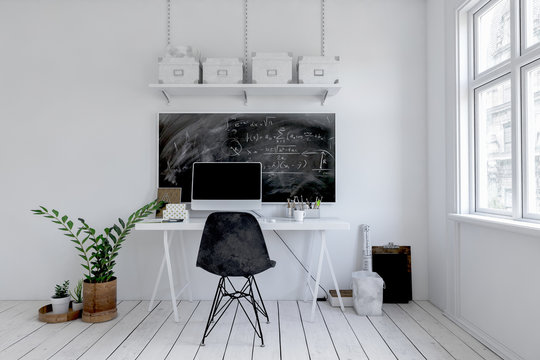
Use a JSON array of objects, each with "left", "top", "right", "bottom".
[{"left": 273, "top": 230, "right": 328, "bottom": 300}]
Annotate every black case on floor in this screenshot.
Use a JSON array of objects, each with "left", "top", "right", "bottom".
[{"left": 372, "top": 246, "right": 412, "bottom": 303}]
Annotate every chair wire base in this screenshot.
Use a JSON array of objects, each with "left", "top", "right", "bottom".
[{"left": 201, "top": 275, "right": 269, "bottom": 347}]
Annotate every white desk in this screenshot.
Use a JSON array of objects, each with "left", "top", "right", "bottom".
[{"left": 135, "top": 217, "right": 350, "bottom": 322}]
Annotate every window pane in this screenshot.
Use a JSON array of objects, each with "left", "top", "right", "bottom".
[
  {"left": 525, "top": 0, "right": 540, "bottom": 48},
  {"left": 524, "top": 65, "right": 540, "bottom": 215},
  {"left": 476, "top": 79, "right": 512, "bottom": 212},
  {"left": 476, "top": 0, "right": 511, "bottom": 73}
]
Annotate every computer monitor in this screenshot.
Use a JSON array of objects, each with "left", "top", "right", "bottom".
[{"left": 191, "top": 162, "right": 262, "bottom": 211}]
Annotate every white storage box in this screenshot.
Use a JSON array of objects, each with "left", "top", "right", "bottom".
[
  {"left": 252, "top": 52, "right": 293, "bottom": 84},
  {"left": 158, "top": 56, "right": 200, "bottom": 84},
  {"left": 202, "top": 57, "right": 243, "bottom": 84},
  {"left": 298, "top": 56, "right": 340, "bottom": 84},
  {"left": 352, "top": 271, "right": 384, "bottom": 316}
]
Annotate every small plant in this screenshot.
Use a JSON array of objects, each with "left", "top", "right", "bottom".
[
  {"left": 32, "top": 199, "right": 162, "bottom": 283},
  {"left": 70, "top": 279, "right": 83, "bottom": 303},
  {"left": 53, "top": 280, "right": 70, "bottom": 298}
]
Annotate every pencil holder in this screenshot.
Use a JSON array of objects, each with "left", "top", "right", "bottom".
[
  {"left": 285, "top": 207, "right": 293, "bottom": 218},
  {"left": 304, "top": 208, "right": 320, "bottom": 219}
]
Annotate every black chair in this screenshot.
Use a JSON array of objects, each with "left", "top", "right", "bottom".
[{"left": 196, "top": 212, "right": 276, "bottom": 347}]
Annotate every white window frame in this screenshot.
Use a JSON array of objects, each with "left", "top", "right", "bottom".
[{"left": 457, "top": 0, "right": 540, "bottom": 221}]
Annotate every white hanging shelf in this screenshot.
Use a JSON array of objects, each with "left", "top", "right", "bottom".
[{"left": 149, "top": 83, "right": 341, "bottom": 105}]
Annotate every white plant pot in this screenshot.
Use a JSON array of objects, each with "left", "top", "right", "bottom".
[
  {"left": 50, "top": 296, "right": 70, "bottom": 314},
  {"left": 72, "top": 302, "right": 83, "bottom": 312}
]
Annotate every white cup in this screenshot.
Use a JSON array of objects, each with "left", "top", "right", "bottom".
[{"left": 293, "top": 210, "right": 305, "bottom": 222}]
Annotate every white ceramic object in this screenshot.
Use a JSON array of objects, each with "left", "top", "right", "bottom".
[
  {"left": 293, "top": 210, "right": 305, "bottom": 222},
  {"left": 50, "top": 296, "right": 70, "bottom": 314},
  {"left": 72, "top": 302, "right": 83, "bottom": 312}
]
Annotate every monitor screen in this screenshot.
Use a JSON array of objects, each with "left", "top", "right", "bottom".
[{"left": 191, "top": 162, "right": 262, "bottom": 210}]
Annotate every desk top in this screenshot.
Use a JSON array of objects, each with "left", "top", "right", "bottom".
[{"left": 135, "top": 217, "right": 350, "bottom": 231}]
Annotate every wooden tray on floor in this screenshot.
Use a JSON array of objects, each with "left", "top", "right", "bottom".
[{"left": 38, "top": 304, "right": 81, "bottom": 323}]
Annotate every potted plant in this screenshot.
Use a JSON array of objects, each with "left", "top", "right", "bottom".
[
  {"left": 32, "top": 199, "right": 162, "bottom": 322},
  {"left": 70, "top": 279, "right": 83, "bottom": 312},
  {"left": 51, "top": 280, "right": 70, "bottom": 314}
]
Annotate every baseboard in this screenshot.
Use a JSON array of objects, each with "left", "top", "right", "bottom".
[{"left": 443, "top": 312, "right": 525, "bottom": 360}]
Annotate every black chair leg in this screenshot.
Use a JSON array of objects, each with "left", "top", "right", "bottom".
[
  {"left": 251, "top": 275, "right": 270, "bottom": 324},
  {"left": 248, "top": 276, "right": 265, "bottom": 347},
  {"left": 201, "top": 277, "right": 225, "bottom": 346}
]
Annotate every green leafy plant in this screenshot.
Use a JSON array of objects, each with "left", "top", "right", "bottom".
[
  {"left": 32, "top": 200, "right": 163, "bottom": 283},
  {"left": 70, "top": 279, "right": 83, "bottom": 303},
  {"left": 53, "top": 280, "right": 70, "bottom": 298}
]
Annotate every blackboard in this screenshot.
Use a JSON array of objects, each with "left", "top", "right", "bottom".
[{"left": 158, "top": 113, "right": 335, "bottom": 203}]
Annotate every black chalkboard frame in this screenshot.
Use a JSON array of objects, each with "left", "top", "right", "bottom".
[{"left": 156, "top": 112, "right": 337, "bottom": 204}]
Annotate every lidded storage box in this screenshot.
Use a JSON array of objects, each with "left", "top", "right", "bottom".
[
  {"left": 252, "top": 52, "right": 293, "bottom": 84},
  {"left": 298, "top": 56, "right": 340, "bottom": 84},
  {"left": 158, "top": 45, "right": 201, "bottom": 84},
  {"left": 202, "top": 58, "right": 243, "bottom": 84}
]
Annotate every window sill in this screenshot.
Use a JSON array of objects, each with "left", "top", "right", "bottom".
[{"left": 448, "top": 213, "right": 540, "bottom": 237}]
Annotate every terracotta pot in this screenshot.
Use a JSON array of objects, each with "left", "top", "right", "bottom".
[{"left": 82, "top": 277, "right": 117, "bottom": 323}]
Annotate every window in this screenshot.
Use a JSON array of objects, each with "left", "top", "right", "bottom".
[{"left": 464, "top": 0, "right": 540, "bottom": 219}]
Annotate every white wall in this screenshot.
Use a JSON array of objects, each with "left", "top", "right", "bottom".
[
  {"left": 425, "top": 0, "right": 540, "bottom": 358},
  {"left": 0, "top": 0, "right": 428, "bottom": 301},
  {"left": 426, "top": 0, "right": 447, "bottom": 310}
]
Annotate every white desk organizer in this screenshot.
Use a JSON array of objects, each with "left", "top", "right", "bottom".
[
  {"left": 202, "top": 57, "right": 243, "bottom": 84},
  {"left": 162, "top": 203, "right": 189, "bottom": 220},
  {"left": 252, "top": 52, "right": 293, "bottom": 84},
  {"left": 298, "top": 56, "right": 340, "bottom": 84}
]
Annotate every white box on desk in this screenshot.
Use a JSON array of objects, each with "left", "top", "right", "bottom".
[
  {"left": 158, "top": 56, "right": 200, "bottom": 84},
  {"left": 202, "top": 57, "right": 243, "bottom": 84},
  {"left": 251, "top": 52, "right": 293, "bottom": 84},
  {"left": 298, "top": 56, "right": 340, "bottom": 84}
]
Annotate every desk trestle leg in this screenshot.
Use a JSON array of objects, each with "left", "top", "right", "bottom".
[{"left": 309, "top": 230, "right": 344, "bottom": 322}]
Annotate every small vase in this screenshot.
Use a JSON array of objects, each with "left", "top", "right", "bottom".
[
  {"left": 72, "top": 302, "right": 83, "bottom": 312},
  {"left": 82, "top": 277, "right": 117, "bottom": 323},
  {"left": 50, "top": 296, "right": 70, "bottom": 314}
]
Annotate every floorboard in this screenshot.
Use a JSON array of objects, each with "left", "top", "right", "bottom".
[
  {"left": 78, "top": 301, "right": 154, "bottom": 360},
  {"left": 415, "top": 301, "right": 502, "bottom": 360},
  {"left": 0, "top": 300, "right": 504, "bottom": 360},
  {"left": 383, "top": 304, "right": 455, "bottom": 360},
  {"left": 48, "top": 301, "right": 139, "bottom": 360},
  {"left": 194, "top": 301, "right": 237, "bottom": 360},
  {"left": 137, "top": 300, "right": 199, "bottom": 360},
  {"left": 343, "top": 307, "right": 397, "bottom": 360},
  {"left": 251, "top": 300, "right": 280, "bottom": 360},
  {"left": 368, "top": 310, "right": 424, "bottom": 360},
  {"left": 165, "top": 301, "right": 213, "bottom": 360},
  {"left": 318, "top": 301, "right": 368, "bottom": 360},
  {"left": 400, "top": 302, "right": 485, "bottom": 360},
  {"left": 107, "top": 300, "right": 173, "bottom": 360},
  {"left": 297, "top": 301, "right": 339, "bottom": 360},
  {"left": 278, "top": 301, "right": 310, "bottom": 360},
  {"left": 222, "top": 299, "right": 255, "bottom": 360}
]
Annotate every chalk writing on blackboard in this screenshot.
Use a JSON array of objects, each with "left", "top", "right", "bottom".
[{"left": 158, "top": 113, "right": 335, "bottom": 202}]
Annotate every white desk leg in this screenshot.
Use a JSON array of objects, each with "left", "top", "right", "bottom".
[
  {"left": 324, "top": 240, "right": 344, "bottom": 312},
  {"left": 178, "top": 231, "right": 193, "bottom": 302},
  {"left": 149, "top": 241, "right": 167, "bottom": 312},
  {"left": 310, "top": 231, "right": 326, "bottom": 322},
  {"left": 163, "top": 230, "right": 180, "bottom": 322},
  {"left": 303, "top": 231, "right": 315, "bottom": 302}
]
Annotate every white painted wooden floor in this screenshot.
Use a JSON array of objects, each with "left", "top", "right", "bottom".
[{"left": 0, "top": 300, "right": 501, "bottom": 360}]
